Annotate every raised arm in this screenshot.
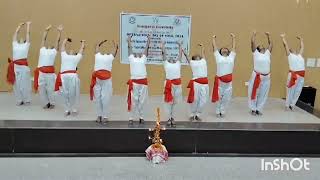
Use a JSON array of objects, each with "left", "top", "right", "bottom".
[
  {"left": 13, "top": 23, "right": 24, "bottom": 42},
  {"left": 231, "top": 33, "right": 236, "bottom": 52},
  {"left": 265, "top": 32, "right": 273, "bottom": 52},
  {"left": 199, "top": 43, "right": 205, "bottom": 59},
  {"left": 61, "top": 38, "right": 70, "bottom": 52},
  {"left": 143, "top": 34, "right": 151, "bottom": 57},
  {"left": 127, "top": 34, "right": 133, "bottom": 56},
  {"left": 182, "top": 48, "right": 190, "bottom": 63},
  {"left": 26, "top": 21, "right": 31, "bottom": 43},
  {"left": 95, "top": 40, "right": 107, "bottom": 54},
  {"left": 55, "top": 25, "right": 63, "bottom": 51},
  {"left": 41, "top": 25, "right": 51, "bottom": 48},
  {"left": 280, "top": 33, "right": 290, "bottom": 56},
  {"left": 251, "top": 31, "right": 257, "bottom": 52},
  {"left": 160, "top": 41, "right": 166, "bottom": 61},
  {"left": 78, "top": 40, "right": 86, "bottom": 55},
  {"left": 177, "top": 41, "right": 183, "bottom": 62},
  {"left": 212, "top": 35, "right": 218, "bottom": 52},
  {"left": 297, "top": 36, "right": 304, "bottom": 55},
  {"left": 112, "top": 40, "right": 119, "bottom": 57}
]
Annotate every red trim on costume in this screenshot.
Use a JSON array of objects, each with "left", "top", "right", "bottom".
[
  {"left": 164, "top": 78, "right": 182, "bottom": 103},
  {"left": 251, "top": 71, "right": 269, "bottom": 100},
  {"left": 211, "top": 74, "right": 233, "bottom": 103},
  {"left": 7, "top": 58, "right": 28, "bottom": 85},
  {"left": 187, "top": 77, "right": 208, "bottom": 103},
  {"left": 288, "top": 70, "right": 305, "bottom": 88},
  {"left": 34, "top": 66, "right": 55, "bottom": 91},
  {"left": 54, "top": 70, "right": 77, "bottom": 91},
  {"left": 90, "top": 70, "right": 112, "bottom": 100},
  {"left": 127, "top": 78, "right": 148, "bottom": 111}
]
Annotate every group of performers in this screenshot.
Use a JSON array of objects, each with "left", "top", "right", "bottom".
[{"left": 6, "top": 22, "right": 306, "bottom": 126}]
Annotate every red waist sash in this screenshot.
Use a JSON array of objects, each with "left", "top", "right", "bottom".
[
  {"left": 90, "top": 70, "right": 112, "bottom": 100},
  {"left": 127, "top": 78, "right": 148, "bottom": 111},
  {"left": 288, "top": 70, "right": 305, "bottom": 88},
  {"left": 187, "top": 77, "right": 209, "bottom": 103},
  {"left": 164, "top": 78, "right": 182, "bottom": 103},
  {"left": 34, "top": 66, "right": 55, "bottom": 91},
  {"left": 251, "top": 71, "right": 270, "bottom": 100},
  {"left": 54, "top": 70, "right": 77, "bottom": 91},
  {"left": 211, "top": 74, "right": 233, "bottom": 103},
  {"left": 7, "top": 58, "right": 28, "bottom": 85}
]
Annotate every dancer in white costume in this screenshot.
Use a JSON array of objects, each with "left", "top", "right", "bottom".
[
  {"left": 280, "top": 34, "right": 305, "bottom": 111},
  {"left": 183, "top": 44, "right": 209, "bottom": 121},
  {"left": 126, "top": 34, "right": 151, "bottom": 125},
  {"left": 90, "top": 40, "right": 118, "bottom": 123},
  {"left": 248, "top": 31, "right": 273, "bottom": 116},
  {"left": 55, "top": 38, "right": 86, "bottom": 116},
  {"left": 34, "top": 25, "right": 63, "bottom": 109},
  {"left": 160, "top": 40, "right": 183, "bottom": 126},
  {"left": 7, "top": 22, "right": 32, "bottom": 105},
  {"left": 211, "top": 33, "right": 236, "bottom": 118}
]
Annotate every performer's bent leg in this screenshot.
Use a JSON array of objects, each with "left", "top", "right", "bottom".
[
  {"left": 69, "top": 76, "right": 80, "bottom": 113},
  {"left": 291, "top": 77, "right": 304, "bottom": 107},
  {"left": 61, "top": 76, "right": 71, "bottom": 113},
  {"left": 256, "top": 76, "right": 270, "bottom": 112},
  {"left": 13, "top": 70, "right": 23, "bottom": 104},
  {"left": 196, "top": 83, "right": 209, "bottom": 117},
  {"left": 220, "top": 82, "right": 232, "bottom": 115},
  {"left": 138, "top": 85, "right": 148, "bottom": 119},
  {"left": 248, "top": 71, "right": 257, "bottom": 111},
  {"left": 94, "top": 80, "right": 103, "bottom": 118},
  {"left": 285, "top": 73, "right": 293, "bottom": 108},
  {"left": 39, "top": 73, "right": 49, "bottom": 106},
  {"left": 46, "top": 73, "right": 56, "bottom": 105},
  {"left": 101, "top": 79, "right": 112, "bottom": 118},
  {"left": 128, "top": 84, "right": 139, "bottom": 120}
]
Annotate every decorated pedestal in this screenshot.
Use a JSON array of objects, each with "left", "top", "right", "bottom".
[{"left": 145, "top": 108, "right": 168, "bottom": 164}]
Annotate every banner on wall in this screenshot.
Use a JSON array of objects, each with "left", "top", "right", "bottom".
[{"left": 120, "top": 12, "right": 192, "bottom": 65}]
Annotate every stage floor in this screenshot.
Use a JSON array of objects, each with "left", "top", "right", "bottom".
[{"left": 0, "top": 92, "right": 318, "bottom": 124}]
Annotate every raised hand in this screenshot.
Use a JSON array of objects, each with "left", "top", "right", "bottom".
[
  {"left": 46, "top": 25, "right": 52, "bottom": 31},
  {"left": 280, "top": 33, "right": 286, "bottom": 38},
  {"left": 127, "top": 34, "right": 133, "bottom": 43},
  {"left": 265, "top": 32, "right": 270, "bottom": 36},
  {"left": 296, "top": 36, "right": 303, "bottom": 40},
  {"left": 212, "top": 35, "right": 217, "bottom": 39},
  {"left": 57, "top": 25, "right": 64, "bottom": 32},
  {"left": 230, "top": 33, "right": 235, "bottom": 38}
]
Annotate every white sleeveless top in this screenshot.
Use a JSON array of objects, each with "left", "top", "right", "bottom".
[
  {"left": 94, "top": 53, "right": 114, "bottom": 71},
  {"left": 129, "top": 54, "right": 147, "bottom": 79},
  {"left": 214, "top": 50, "right": 236, "bottom": 76},
  {"left": 60, "top": 51, "right": 83, "bottom": 72},
  {"left": 164, "top": 61, "right": 181, "bottom": 80},
  {"left": 12, "top": 41, "right": 30, "bottom": 60},
  {"left": 288, "top": 53, "right": 305, "bottom": 71},
  {"left": 190, "top": 59, "right": 207, "bottom": 79},
  {"left": 38, "top": 47, "right": 57, "bottom": 67},
  {"left": 253, "top": 49, "right": 271, "bottom": 74}
]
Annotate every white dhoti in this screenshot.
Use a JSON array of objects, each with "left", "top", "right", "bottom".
[
  {"left": 164, "top": 83, "right": 182, "bottom": 119},
  {"left": 248, "top": 71, "right": 270, "bottom": 112},
  {"left": 94, "top": 78, "right": 112, "bottom": 118},
  {"left": 13, "top": 64, "right": 32, "bottom": 104},
  {"left": 128, "top": 83, "right": 148, "bottom": 119},
  {"left": 38, "top": 72, "right": 56, "bottom": 106},
  {"left": 215, "top": 82, "right": 232, "bottom": 115},
  {"left": 286, "top": 73, "right": 304, "bottom": 108},
  {"left": 190, "top": 82, "right": 209, "bottom": 117},
  {"left": 61, "top": 73, "right": 80, "bottom": 112}
]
